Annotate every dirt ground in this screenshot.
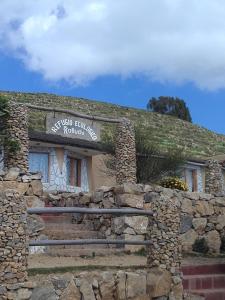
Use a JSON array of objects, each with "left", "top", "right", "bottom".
[{"left": 28, "top": 253, "right": 225, "bottom": 270}]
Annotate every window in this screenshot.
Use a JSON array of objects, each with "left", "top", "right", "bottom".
[
  {"left": 66, "top": 157, "right": 81, "bottom": 187},
  {"left": 29, "top": 152, "right": 49, "bottom": 182},
  {"left": 191, "top": 169, "right": 198, "bottom": 192},
  {"left": 185, "top": 168, "right": 198, "bottom": 192}
]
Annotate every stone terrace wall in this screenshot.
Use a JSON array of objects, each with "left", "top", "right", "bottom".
[
  {"left": 0, "top": 168, "right": 43, "bottom": 299},
  {"left": 29, "top": 268, "right": 187, "bottom": 300},
  {"left": 46, "top": 183, "right": 225, "bottom": 256}
]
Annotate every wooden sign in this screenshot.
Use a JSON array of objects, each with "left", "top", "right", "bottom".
[{"left": 46, "top": 113, "right": 101, "bottom": 142}]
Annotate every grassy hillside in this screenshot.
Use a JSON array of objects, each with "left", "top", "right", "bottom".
[{"left": 1, "top": 90, "right": 225, "bottom": 158}]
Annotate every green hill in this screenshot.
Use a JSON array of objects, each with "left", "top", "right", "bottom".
[{"left": 1, "top": 90, "right": 225, "bottom": 159}]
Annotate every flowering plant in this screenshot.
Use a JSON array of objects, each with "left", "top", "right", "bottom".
[{"left": 160, "top": 177, "right": 188, "bottom": 191}]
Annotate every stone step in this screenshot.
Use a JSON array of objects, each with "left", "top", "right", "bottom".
[
  {"left": 182, "top": 264, "right": 225, "bottom": 276},
  {"left": 44, "top": 222, "right": 94, "bottom": 231},
  {"left": 42, "top": 215, "right": 73, "bottom": 223},
  {"left": 46, "top": 247, "right": 124, "bottom": 257},
  {"left": 183, "top": 274, "right": 225, "bottom": 290},
  {"left": 189, "top": 288, "right": 225, "bottom": 300},
  {"left": 44, "top": 229, "right": 104, "bottom": 239}
]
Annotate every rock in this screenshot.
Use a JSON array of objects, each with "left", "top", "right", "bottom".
[
  {"left": 27, "top": 215, "right": 45, "bottom": 235},
  {"left": 144, "top": 192, "right": 160, "bottom": 203},
  {"left": 123, "top": 227, "right": 136, "bottom": 235},
  {"left": 31, "top": 286, "right": 56, "bottom": 300},
  {"left": 99, "top": 271, "right": 115, "bottom": 300},
  {"left": 30, "top": 180, "right": 43, "bottom": 196},
  {"left": 126, "top": 272, "right": 146, "bottom": 299},
  {"left": 114, "top": 183, "right": 144, "bottom": 195},
  {"left": 214, "top": 197, "right": 225, "bottom": 207},
  {"left": 199, "top": 193, "right": 212, "bottom": 201},
  {"left": 0, "top": 285, "right": 7, "bottom": 295},
  {"left": 80, "top": 279, "right": 95, "bottom": 300},
  {"left": 122, "top": 234, "right": 145, "bottom": 252},
  {"left": 25, "top": 196, "right": 44, "bottom": 208},
  {"left": 195, "top": 201, "right": 214, "bottom": 216},
  {"left": 116, "top": 271, "right": 126, "bottom": 300},
  {"left": 4, "top": 168, "right": 20, "bottom": 181},
  {"left": 180, "top": 229, "right": 198, "bottom": 252},
  {"left": 124, "top": 216, "right": 148, "bottom": 234},
  {"left": 17, "top": 183, "right": 29, "bottom": 196},
  {"left": 180, "top": 215, "right": 193, "bottom": 234},
  {"left": 79, "top": 194, "right": 91, "bottom": 205},
  {"left": 59, "top": 280, "right": 80, "bottom": 300},
  {"left": 30, "top": 173, "right": 42, "bottom": 180},
  {"left": 185, "top": 192, "right": 199, "bottom": 201},
  {"left": 181, "top": 199, "right": 193, "bottom": 214},
  {"left": 92, "top": 190, "right": 104, "bottom": 203},
  {"left": 116, "top": 193, "right": 144, "bottom": 208},
  {"left": 206, "top": 230, "right": 221, "bottom": 254},
  {"left": 17, "top": 288, "right": 32, "bottom": 300},
  {"left": 113, "top": 217, "right": 125, "bottom": 234},
  {"left": 216, "top": 215, "right": 225, "bottom": 230},
  {"left": 192, "top": 218, "right": 207, "bottom": 232},
  {"left": 22, "top": 175, "right": 32, "bottom": 182},
  {"left": 169, "top": 282, "right": 183, "bottom": 300},
  {"left": 146, "top": 268, "right": 172, "bottom": 298},
  {"left": 51, "top": 277, "right": 70, "bottom": 290}
]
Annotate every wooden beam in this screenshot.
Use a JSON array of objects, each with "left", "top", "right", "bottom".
[{"left": 19, "top": 103, "right": 122, "bottom": 123}]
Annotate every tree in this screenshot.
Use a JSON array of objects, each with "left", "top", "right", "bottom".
[
  {"left": 147, "top": 96, "right": 192, "bottom": 122},
  {"left": 101, "top": 125, "right": 186, "bottom": 184},
  {"left": 135, "top": 126, "right": 185, "bottom": 183}
]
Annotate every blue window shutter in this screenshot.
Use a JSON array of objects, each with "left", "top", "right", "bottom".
[{"left": 29, "top": 153, "right": 49, "bottom": 182}]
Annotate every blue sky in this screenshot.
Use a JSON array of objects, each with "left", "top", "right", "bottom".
[{"left": 1, "top": 1, "right": 225, "bottom": 134}]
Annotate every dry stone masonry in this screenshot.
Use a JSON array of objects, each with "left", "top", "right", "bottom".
[
  {"left": 115, "top": 118, "right": 137, "bottom": 184},
  {"left": 146, "top": 187, "right": 183, "bottom": 299},
  {"left": 205, "top": 159, "right": 224, "bottom": 195},
  {"left": 0, "top": 172, "right": 29, "bottom": 299},
  {"left": 4, "top": 102, "right": 29, "bottom": 172}
]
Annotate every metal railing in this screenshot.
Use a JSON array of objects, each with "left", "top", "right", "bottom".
[{"left": 28, "top": 207, "right": 153, "bottom": 247}]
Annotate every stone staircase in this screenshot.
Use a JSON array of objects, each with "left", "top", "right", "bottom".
[
  {"left": 42, "top": 214, "right": 123, "bottom": 257},
  {"left": 182, "top": 264, "right": 225, "bottom": 300}
]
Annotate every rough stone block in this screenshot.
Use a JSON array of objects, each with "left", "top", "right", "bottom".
[
  {"left": 180, "top": 229, "right": 198, "bottom": 252},
  {"left": 146, "top": 268, "right": 172, "bottom": 298},
  {"left": 59, "top": 280, "right": 80, "bottom": 300},
  {"left": 195, "top": 201, "right": 214, "bottom": 216},
  {"left": 206, "top": 230, "right": 221, "bottom": 254},
  {"left": 180, "top": 215, "right": 193, "bottom": 234},
  {"left": 124, "top": 216, "right": 148, "bottom": 234},
  {"left": 30, "top": 180, "right": 43, "bottom": 196},
  {"left": 126, "top": 272, "right": 146, "bottom": 299},
  {"left": 25, "top": 196, "right": 44, "bottom": 208},
  {"left": 116, "top": 194, "right": 144, "bottom": 208},
  {"left": 192, "top": 218, "right": 207, "bottom": 232}
]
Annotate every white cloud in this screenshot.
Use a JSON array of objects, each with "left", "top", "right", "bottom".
[{"left": 1, "top": 0, "right": 225, "bottom": 89}]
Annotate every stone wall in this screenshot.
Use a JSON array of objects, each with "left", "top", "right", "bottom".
[
  {"left": 115, "top": 118, "right": 137, "bottom": 184},
  {"left": 205, "top": 159, "right": 224, "bottom": 195},
  {"left": 29, "top": 268, "right": 186, "bottom": 300},
  {"left": 0, "top": 168, "right": 41, "bottom": 299},
  {"left": 4, "top": 102, "right": 29, "bottom": 172}
]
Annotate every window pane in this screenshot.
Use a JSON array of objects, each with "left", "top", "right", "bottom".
[
  {"left": 66, "top": 157, "right": 71, "bottom": 185},
  {"left": 29, "top": 153, "right": 49, "bottom": 182}
]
